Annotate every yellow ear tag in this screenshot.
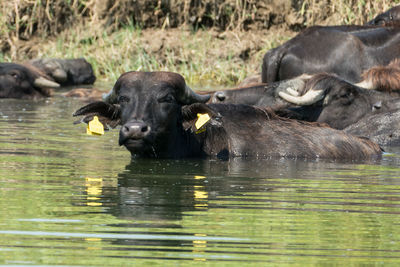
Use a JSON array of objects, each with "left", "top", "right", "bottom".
[
  {"left": 195, "top": 113, "right": 210, "bottom": 133},
  {"left": 86, "top": 116, "right": 104, "bottom": 136}
]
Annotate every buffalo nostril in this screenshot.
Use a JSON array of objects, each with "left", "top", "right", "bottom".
[{"left": 141, "top": 125, "right": 148, "bottom": 132}]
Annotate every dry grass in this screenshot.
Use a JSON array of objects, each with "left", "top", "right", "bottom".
[
  {"left": 31, "top": 26, "right": 289, "bottom": 87},
  {"left": 1, "top": 0, "right": 400, "bottom": 86},
  {"left": 300, "top": 0, "right": 398, "bottom": 25}
]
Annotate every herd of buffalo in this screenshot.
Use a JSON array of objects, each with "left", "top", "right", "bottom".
[{"left": 2, "top": 5, "right": 400, "bottom": 160}]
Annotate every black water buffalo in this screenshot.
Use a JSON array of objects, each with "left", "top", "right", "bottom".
[
  {"left": 28, "top": 58, "right": 96, "bottom": 85},
  {"left": 211, "top": 74, "right": 309, "bottom": 106},
  {"left": 261, "top": 23, "right": 400, "bottom": 84},
  {"left": 210, "top": 75, "right": 316, "bottom": 119},
  {"left": 212, "top": 71, "right": 400, "bottom": 146},
  {"left": 0, "top": 62, "right": 60, "bottom": 99},
  {"left": 215, "top": 59, "right": 400, "bottom": 107},
  {"left": 278, "top": 73, "right": 400, "bottom": 131},
  {"left": 73, "top": 71, "right": 381, "bottom": 160},
  {"left": 368, "top": 5, "right": 400, "bottom": 25}
]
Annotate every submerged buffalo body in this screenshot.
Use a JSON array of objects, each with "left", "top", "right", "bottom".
[
  {"left": 261, "top": 24, "right": 400, "bottom": 84},
  {"left": 216, "top": 72, "right": 400, "bottom": 130},
  {"left": 276, "top": 73, "right": 400, "bottom": 146},
  {"left": 0, "top": 62, "right": 59, "bottom": 99},
  {"left": 211, "top": 72, "right": 400, "bottom": 146},
  {"left": 28, "top": 58, "right": 96, "bottom": 85},
  {"left": 73, "top": 71, "right": 381, "bottom": 160},
  {"left": 344, "top": 108, "right": 400, "bottom": 146}
]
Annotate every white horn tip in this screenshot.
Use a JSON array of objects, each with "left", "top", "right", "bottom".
[
  {"left": 52, "top": 69, "right": 68, "bottom": 82},
  {"left": 286, "top": 87, "right": 300, "bottom": 96},
  {"left": 355, "top": 79, "right": 375, "bottom": 90},
  {"left": 34, "top": 77, "right": 60, "bottom": 88}
]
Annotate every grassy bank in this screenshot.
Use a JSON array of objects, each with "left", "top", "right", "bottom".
[
  {"left": 1, "top": 0, "right": 399, "bottom": 86},
  {"left": 25, "top": 26, "right": 292, "bottom": 87}
]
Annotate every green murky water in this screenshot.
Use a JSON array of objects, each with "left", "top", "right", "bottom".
[{"left": 1, "top": 91, "right": 400, "bottom": 266}]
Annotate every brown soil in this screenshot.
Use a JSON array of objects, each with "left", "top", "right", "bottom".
[{"left": 2, "top": 0, "right": 390, "bottom": 55}]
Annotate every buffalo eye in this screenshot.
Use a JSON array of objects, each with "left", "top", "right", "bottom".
[
  {"left": 158, "top": 94, "right": 175, "bottom": 103},
  {"left": 215, "top": 92, "right": 226, "bottom": 101},
  {"left": 118, "top": 95, "right": 130, "bottom": 103},
  {"left": 9, "top": 71, "right": 20, "bottom": 80},
  {"left": 339, "top": 90, "right": 353, "bottom": 98},
  {"left": 338, "top": 91, "right": 354, "bottom": 105}
]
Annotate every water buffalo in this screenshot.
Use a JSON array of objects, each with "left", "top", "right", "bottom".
[
  {"left": 28, "top": 58, "right": 96, "bottom": 85},
  {"left": 210, "top": 75, "right": 315, "bottom": 119},
  {"left": 211, "top": 74, "right": 310, "bottom": 106},
  {"left": 278, "top": 73, "right": 400, "bottom": 131},
  {"left": 212, "top": 71, "right": 400, "bottom": 146},
  {"left": 214, "top": 59, "right": 400, "bottom": 107},
  {"left": 0, "top": 62, "right": 60, "bottom": 99},
  {"left": 368, "top": 5, "right": 400, "bottom": 25},
  {"left": 73, "top": 71, "right": 381, "bottom": 160},
  {"left": 261, "top": 23, "right": 400, "bottom": 84}
]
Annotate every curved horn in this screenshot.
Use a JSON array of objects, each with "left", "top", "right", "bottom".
[
  {"left": 34, "top": 77, "right": 60, "bottom": 88},
  {"left": 213, "top": 91, "right": 226, "bottom": 102},
  {"left": 278, "top": 88, "right": 325, "bottom": 106},
  {"left": 102, "top": 88, "right": 118, "bottom": 103},
  {"left": 354, "top": 78, "right": 375, "bottom": 90},
  {"left": 275, "top": 74, "right": 312, "bottom": 96},
  {"left": 52, "top": 69, "right": 68, "bottom": 83},
  {"left": 179, "top": 85, "right": 211, "bottom": 104}
]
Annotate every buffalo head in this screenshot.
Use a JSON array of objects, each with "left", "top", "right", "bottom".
[
  {"left": 211, "top": 74, "right": 311, "bottom": 107},
  {"left": 29, "top": 58, "right": 96, "bottom": 85},
  {"left": 368, "top": 5, "right": 400, "bottom": 25},
  {"left": 278, "top": 73, "right": 394, "bottom": 129},
  {"left": 0, "top": 62, "right": 59, "bottom": 99},
  {"left": 73, "top": 71, "right": 210, "bottom": 157}
]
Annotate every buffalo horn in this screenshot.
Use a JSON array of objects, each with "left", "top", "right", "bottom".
[
  {"left": 180, "top": 85, "right": 211, "bottom": 104},
  {"left": 278, "top": 88, "right": 325, "bottom": 106},
  {"left": 34, "top": 77, "right": 60, "bottom": 88},
  {"left": 52, "top": 69, "right": 68, "bottom": 83},
  {"left": 354, "top": 79, "right": 374, "bottom": 90},
  {"left": 102, "top": 88, "right": 117, "bottom": 103}
]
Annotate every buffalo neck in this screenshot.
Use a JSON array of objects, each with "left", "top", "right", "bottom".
[{"left": 164, "top": 124, "right": 205, "bottom": 158}]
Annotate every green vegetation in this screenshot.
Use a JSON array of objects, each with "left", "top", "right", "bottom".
[
  {"left": 1, "top": 0, "right": 399, "bottom": 86},
  {"left": 35, "top": 26, "right": 268, "bottom": 86}
]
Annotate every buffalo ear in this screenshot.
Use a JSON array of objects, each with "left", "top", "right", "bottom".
[
  {"left": 181, "top": 103, "right": 219, "bottom": 132},
  {"left": 73, "top": 101, "right": 121, "bottom": 130}
]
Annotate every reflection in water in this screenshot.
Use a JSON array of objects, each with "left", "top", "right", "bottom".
[
  {"left": 1, "top": 95, "right": 400, "bottom": 265},
  {"left": 194, "top": 175, "right": 208, "bottom": 210},
  {"left": 86, "top": 177, "right": 103, "bottom": 207},
  {"left": 107, "top": 160, "right": 206, "bottom": 222}
]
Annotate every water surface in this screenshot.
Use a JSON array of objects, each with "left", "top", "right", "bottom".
[{"left": 1, "top": 91, "right": 400, "bottom": 266}]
